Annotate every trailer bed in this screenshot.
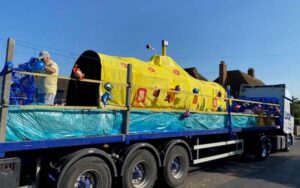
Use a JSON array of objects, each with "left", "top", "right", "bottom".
[
  {"left": 0, "top": 121, "right": 279, "bottom": 157},
  {"left": 6, "top": 105, "right": 265, "bottom": 141}
]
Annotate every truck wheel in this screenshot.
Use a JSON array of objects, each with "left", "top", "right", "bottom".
[
  {"left": 163, "top": 145, "right": 189, "bottom": 187},
  {"left": 122, "top": 149, "right": 157, "bottom": 188},
  {"left": 256, "top": 136, "right": 271, "bottom": 160},
  {"left": 284, "top": 134, "right": 292, "bottom": 151},
  {"left": 58, "top": 156, "right": 111, "bottom": 188}
]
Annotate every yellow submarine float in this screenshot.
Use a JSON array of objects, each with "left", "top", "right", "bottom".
[
  {"left": 67, "top": 40, "right": 227, "bottom": 113},
  {"left": 7, "top": 40, "right": 267, "bottom": 141}
]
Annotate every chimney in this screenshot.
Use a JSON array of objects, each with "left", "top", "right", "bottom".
[
  {"left": 248, "top": 68, "right": 255, "bottom": 78},
  {"left": 219, "top": 61, "right": 227, "bottom": 86}
]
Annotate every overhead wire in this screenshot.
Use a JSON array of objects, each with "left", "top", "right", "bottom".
[
  {"left": 176, "top": 53, "right": 300, "bottom": 60},
  {"left": 1, "top": 37, "right": 300, "bottom": 82},
  {"left": 14, "top": 40, "right": 100, "bottom": 62},
  {"left": 2, "top": 37, "right": 300, "bottom": 62}
]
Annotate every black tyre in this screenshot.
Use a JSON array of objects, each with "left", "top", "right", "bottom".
[
  {"left": 58, "top": 156, "right": 111, "bottom": 188},
  {"left": 284, "top": 134, "right": 292, "bottom": 151},
  {"left": 163, "top": 145, "right": 189, "bottom": 187},
  {"left": 255, "top": 136, "right": 271, "bottom": 160},
  {"left": 122, "top": 149, "right": 157, "bottom": 188}
]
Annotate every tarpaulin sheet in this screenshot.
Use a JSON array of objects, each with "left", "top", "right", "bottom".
[
  {"left": 130, "top": 111, "right": 257, "bottom": 133},
  {"left": 129, "top": 111, "right": 228, "bottom": 133},
  {"left": 6, "top": 107, "right": 257, "bottom": 141},
  {"left": 232, "top": 115, "right": 257, "bottom": 128},
  {"left": 6, "top": 107, "right": 123, "bottom": 141}
]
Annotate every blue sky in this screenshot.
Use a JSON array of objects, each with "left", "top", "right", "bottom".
[{"left": 0, "top": 0, "right": 299, "bottom": 97}]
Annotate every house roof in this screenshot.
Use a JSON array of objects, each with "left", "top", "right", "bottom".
[
  {"left": 214, "top": 70, "right": 265, "bottom": 86},
  {"left": 239, "top": 70, "right": 265, "bottom": 85},
  {"left": 214, "top": 70, "right": 265, "bottom": 97},
  {"left": 184, "top": 67, "right": 208, "bottom": 81}
]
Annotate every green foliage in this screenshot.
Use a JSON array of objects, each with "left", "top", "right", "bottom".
[{"left": 293, "top": 100, "right": 300, "bottom": 125}]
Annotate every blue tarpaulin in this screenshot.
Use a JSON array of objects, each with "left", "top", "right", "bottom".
[
  {"left": 6, "top": 106, "right": 258, "bottom": 141},
  {"left": 6, "top": 107, "right": 123, "bottom": 141}
]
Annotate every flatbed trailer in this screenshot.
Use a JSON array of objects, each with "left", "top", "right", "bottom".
[{"left": 0, "top": 38, "right": 294, "bottom": 188}]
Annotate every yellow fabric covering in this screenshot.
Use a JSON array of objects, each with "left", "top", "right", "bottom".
[{"left": 99, "top": 54, "right": 227, "bottom": 112}]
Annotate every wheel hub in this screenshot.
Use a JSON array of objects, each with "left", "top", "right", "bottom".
[
  {"left": 131, "top": 162, "right": 148, "bottom": 188},
  {"left": 287, "top": 135, "right": 292, "bottom": 146},
  {"left": 171, "top": 157, "right": 183, "bottom": 179},
  {"left": 74, "top": 170, "right": 98, "bottom": 188},
  {"left": 261, "top": 143, "right": 267, "bottom": 157}
]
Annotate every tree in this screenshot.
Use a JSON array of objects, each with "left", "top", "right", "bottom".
[{"left": 293, "top": 100, "right": 300, "bottom": 125}]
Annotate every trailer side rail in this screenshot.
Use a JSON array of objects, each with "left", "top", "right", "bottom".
[{"left": 193, "top": 139, "right": 244, "bottom": 164}]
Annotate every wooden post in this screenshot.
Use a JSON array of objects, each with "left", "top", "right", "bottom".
[
  {"left": 124, "top": 64, "right": 132, "bottom": 135},
  {"left": 0, "top": 38, "right": 14, "bottom": 142},
  {"left": 226, "top": 86, "right": 234, "bottom": 140}
]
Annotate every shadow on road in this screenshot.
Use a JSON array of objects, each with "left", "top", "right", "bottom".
[
  {"left": 155, "top": 138, "right": 300, "bottom": 188},
  {"left": 187, "top": 154, "right": 300, "bottom": 188}
]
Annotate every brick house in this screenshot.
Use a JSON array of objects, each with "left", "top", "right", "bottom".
[{"left": 214, "top": 61, "right": 265, "bottom": 97}]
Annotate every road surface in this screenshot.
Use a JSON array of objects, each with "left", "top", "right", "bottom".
[{"left": 176, "top": 137, "right": 300, "bottom": 188}]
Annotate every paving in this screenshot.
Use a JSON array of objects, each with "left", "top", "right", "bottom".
[{"left": 175, "top": 137, "right": 300, "bottom": 188}]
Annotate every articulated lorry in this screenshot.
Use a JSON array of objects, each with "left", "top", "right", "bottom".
[{"left": 0, "top": 38, "right": 294, "bottom": 188}]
